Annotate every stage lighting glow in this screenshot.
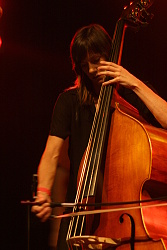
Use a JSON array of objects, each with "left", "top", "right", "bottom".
[{"left": 0, "top": 37, "right": 2, "bottom": 48}]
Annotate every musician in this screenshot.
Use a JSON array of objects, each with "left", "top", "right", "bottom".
[{"left": 31, "top": 24, "right": 167, "bottom": 249}]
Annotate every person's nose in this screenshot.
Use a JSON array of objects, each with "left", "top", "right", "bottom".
[{"left": 88, "top": 62, "right": 97, "bottom": 74}]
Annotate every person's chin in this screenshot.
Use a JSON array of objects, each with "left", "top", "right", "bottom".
[{"left": 93, "top": 76, "right": 105, "bottom": 85}]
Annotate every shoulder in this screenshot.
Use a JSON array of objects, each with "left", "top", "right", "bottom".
[
  {"left": 55, "top": 86, "right": 78, "bottom": 106},
  {"left": 53, "top": 86, "right": 79, "bottom": 114},
  {"left": 60, "top": 86, "right": 78, "bottom": 98}
]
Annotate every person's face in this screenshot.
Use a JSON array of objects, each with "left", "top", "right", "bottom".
[{"left": 81, "top": 53, "right": 106, "bottom": 87}]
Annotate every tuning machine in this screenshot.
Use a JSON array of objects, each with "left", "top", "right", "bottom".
[{"left": 122, "top": 0, "right": 154, "bottom": 26}]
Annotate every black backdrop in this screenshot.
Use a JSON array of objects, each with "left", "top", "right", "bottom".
[{"left": 1, "top": 0, "right": 167, "bottom": 249}]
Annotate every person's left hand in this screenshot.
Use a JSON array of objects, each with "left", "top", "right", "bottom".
[{"left": 97, "top": 61, "right": 140, "bottom": 89}]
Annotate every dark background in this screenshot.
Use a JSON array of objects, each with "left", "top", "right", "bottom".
[{"left": 1, "top": 0, "right": 167, "bottom": 249}]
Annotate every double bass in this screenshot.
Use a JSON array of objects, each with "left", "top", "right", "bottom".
[{"left": 59, "top": 1, "right": 167, "bottom": 249}]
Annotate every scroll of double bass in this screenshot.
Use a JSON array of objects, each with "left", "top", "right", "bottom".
[{"left": 65, "top": 1, "right": 167, "bottom": 249}]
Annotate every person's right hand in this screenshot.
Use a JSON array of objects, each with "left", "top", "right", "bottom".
[{"left": 31, "top": 191, "right": 52, "bottom": 222}]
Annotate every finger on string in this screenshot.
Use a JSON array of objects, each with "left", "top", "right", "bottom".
[
  {"left": 100, "top": 61, "right": 118, "bottom": 67},
  {"left": 103, "top": 78, "right": 116, "bottom": 86},
  {"left": 98, "top": 66, "right": 117, "bottom": 73}
]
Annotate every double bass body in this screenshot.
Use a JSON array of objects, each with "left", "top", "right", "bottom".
[
  {"left": 93, "top": 95, "right": 167, "bottom": 249},
  {"left": 67, "top": 93, "right": 167, "bottom": 249}
]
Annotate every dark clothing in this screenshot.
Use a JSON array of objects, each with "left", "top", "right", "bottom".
[
  {"left": 49, "top": 86, "right": 161, "bottom": 249},
  {"left": 50, "top": 87, "right": 95, "bottom": 203}
]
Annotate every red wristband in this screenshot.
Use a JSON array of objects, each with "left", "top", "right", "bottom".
[{"left": 37, "top": 187, "right": 51, "bottom": 196}]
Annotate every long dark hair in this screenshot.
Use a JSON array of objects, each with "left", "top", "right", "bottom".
[{"left": 70, "top": 24, "right": 112, "bottom": 104}]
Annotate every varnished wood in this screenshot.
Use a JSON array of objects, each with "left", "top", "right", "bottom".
[
  {"left": 91, "top": 99, "right": 167, "bottom": 249},
  {"left": 68, "top": 97, "right": 167, "bottom": 249}
]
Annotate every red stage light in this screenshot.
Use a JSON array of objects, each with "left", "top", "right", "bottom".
[
  {"left": 0, "top": 6, "right": 2, "bottom": 18},
  {"left": 0, "top": 37, "right": 2, "bottom": 48}
]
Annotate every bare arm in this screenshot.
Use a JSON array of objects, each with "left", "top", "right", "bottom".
[
  {"left": 98, "top": 61, "right": 167, "bottom": 129},
  {"left": 31, "top": 135, "right": 64, "bottom": 221},
  {"left": 37, "top": 135, "right": 64, "bottom": 190},
  {"left": 132, "top": 79, "right": 167, "bottom": 129}
]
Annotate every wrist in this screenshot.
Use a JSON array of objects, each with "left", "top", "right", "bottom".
[
  {"left": 37, "top": 187, "right": 51, "bottom": 196},
  {"left": 131, "top": 78, "right": 142, "bottom": 93}
]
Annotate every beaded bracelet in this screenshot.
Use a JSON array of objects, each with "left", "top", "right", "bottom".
[{"left": 37, "top": 187, "right": 51, "bottom": 196}]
